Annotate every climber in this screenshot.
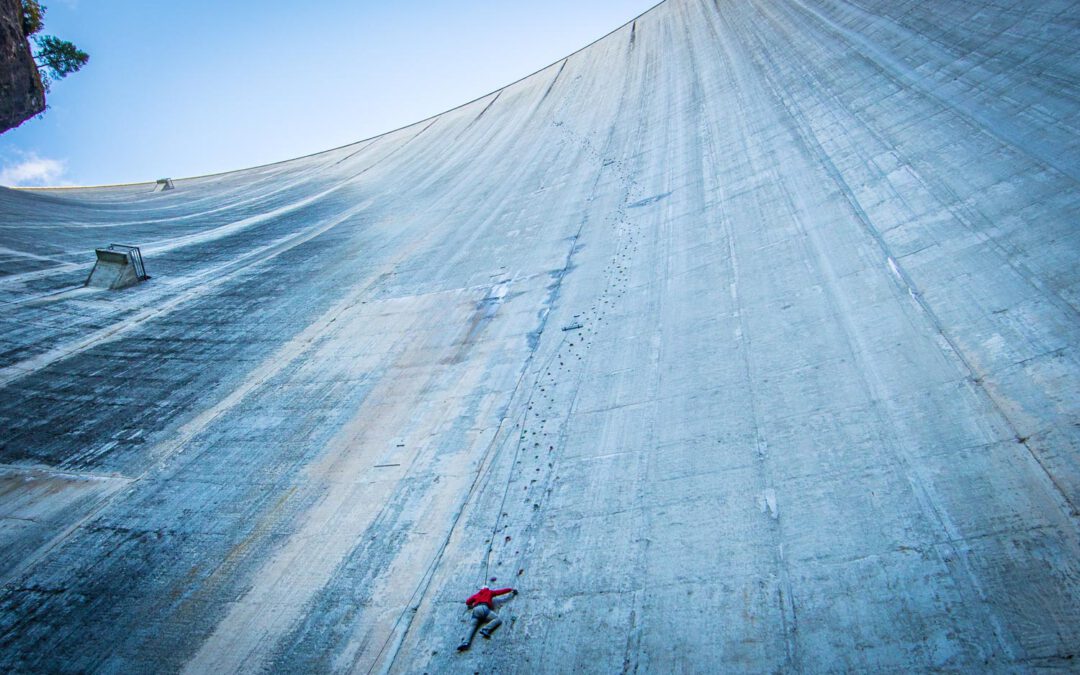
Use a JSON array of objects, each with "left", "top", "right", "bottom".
[{"left": 457, "top": 584, "right": 518, "bottom": 651}]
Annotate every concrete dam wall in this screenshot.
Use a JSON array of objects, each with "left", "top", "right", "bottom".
[{"left": 0, "top": 0, "right": 1078, "bottom": 671}]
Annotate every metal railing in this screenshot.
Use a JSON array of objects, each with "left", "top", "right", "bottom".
[{"left": 107, "top": 244, "right": 150, "bottom": 280}]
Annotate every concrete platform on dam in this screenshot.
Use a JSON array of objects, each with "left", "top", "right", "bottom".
[{"left": 0, "top": 0, "right": 1078, "bottom": 671}]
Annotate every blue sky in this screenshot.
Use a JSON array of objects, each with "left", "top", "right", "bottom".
[{"left": 0, "top": 0, "right": 657, "bottom": 187}]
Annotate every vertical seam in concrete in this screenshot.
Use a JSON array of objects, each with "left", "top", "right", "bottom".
[
  {"left": 780, "top": 0, "right": 1080, "bottom": 322},
  {"left": 751, "top": 0, "right": 1079, "bottom": 523},
  {"left": 702, "top": 2, "right": 802, "bottom": 668},
  {"left": 787, "top": 0, "right": 1080, "bottom": 186},
  {"left": 736, "top": 0, "right": 1045, "bottom": 660}
]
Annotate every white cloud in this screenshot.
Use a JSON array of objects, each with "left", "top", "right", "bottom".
[{"left": 0, "top": 153, "right": 70, "bottom": 187}]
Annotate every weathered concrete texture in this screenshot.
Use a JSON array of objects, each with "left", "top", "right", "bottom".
[
  {"left": 84, "top": 248, "right": 142, "bottom": 290},
  {"left": 0, "top": 0, "right": 45, "bottom": 134},
  {"left": 0, "top": 0, "right": 1078, "bottom": 671}
]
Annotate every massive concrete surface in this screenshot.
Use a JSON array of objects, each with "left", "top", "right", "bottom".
[{"left": 0, "top": 0, "right": 1078, "bottom": 671}]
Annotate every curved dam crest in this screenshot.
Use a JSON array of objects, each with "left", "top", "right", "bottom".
[{"left": 0, "top": 0, "right": 1078, "bottom": 671}]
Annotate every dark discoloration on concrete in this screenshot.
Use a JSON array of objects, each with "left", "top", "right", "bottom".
[{"left": 0, "top": 0, "right": 1079, "bottom": 672}]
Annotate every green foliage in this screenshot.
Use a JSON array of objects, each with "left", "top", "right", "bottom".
[
  {"left": 34, "top": 35, "right": 88, "bottom": 77},
  {"left": 21, "top": 0, "right": 45, "bottom": 36},
  {"left": 33, "top": 35, "right": 88, "bottom": 90},
  {"left": 21, "top": 1, "right": 90, "bottom": 94}
]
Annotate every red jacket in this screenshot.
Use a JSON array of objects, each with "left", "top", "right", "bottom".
[{"left": 466, "top": 587, "right": 513, "bottom": 609}]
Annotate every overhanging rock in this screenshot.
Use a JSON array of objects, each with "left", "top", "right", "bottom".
[{"left": 0, "top": 0, "right": 46, "bottom": 134}]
